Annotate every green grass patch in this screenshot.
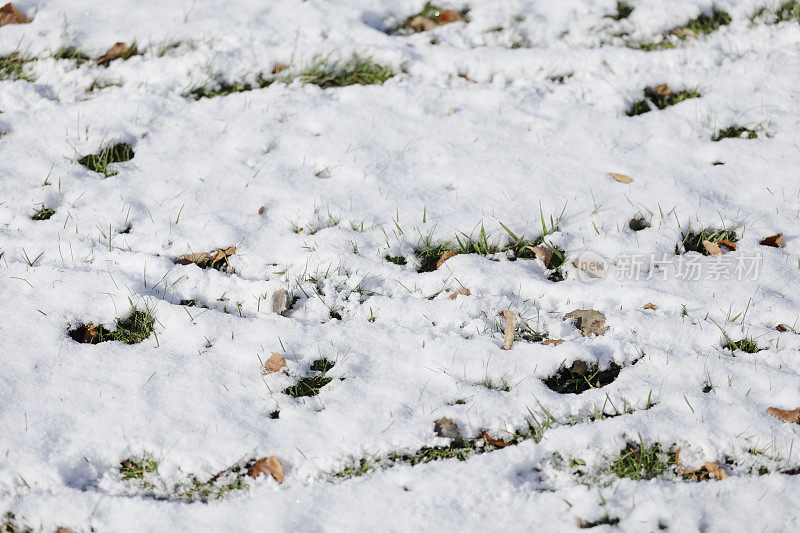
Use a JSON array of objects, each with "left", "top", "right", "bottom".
[
  {"left": 606, "top": 1, "right": 634, "bottom": 20},
  {"left": 188, "top": 75, "right": 276, "bottom": 99},
  {"left": 631, "top": 7, "right": 731, "bottom": 50},
  {"left": 683, "top": 8, "right": 732, "bottom": 34},
  {"left": 577, "top": 515, "right": 621, "bottom": 528},
  {"left": 53, "top": 46, "right": 91, "bottom": 65},
  {"left": 392, "top": 2, "right": 470, "bottom": 33},
  {"left": 770, "top": 0, "right": 800, "bottom": 22},
  {"left": 722, "top": 336, "right": 764, "bottom": 354},
  {"left": 69, "top": 304, "right": 156, "bottom": 345},
  {"left": 475, "top": 376, "right": 511, "bottom": 392},
  {"left": 676, "top": 228, "right": 737, "bottom": 255},
  {"left": 607, "top": 441, "right": 674, "bottom": 480},
  {"left": 713, "top": 125, "right": 759, "bottom": 141},
  {"left": 31, "top": 205, "right": 55, "bottom": 221},
  {"left": 78, "top": 142, "right": 135, "bottom": 176},
  {"left": 385, "top": 254, "right": 407, "bottom": 265},
  {"left": 1, "top": 512, "right": 33, "bottom": 533},
  {"left": 283, "top": 358, "right": 335, "bottom": 398},
  {"left": 628, "top": 86, "right": 701, "bottom": 116},
  {"left": 296, "top": 56, "right": 394, "bottom": 88},
  {"left": 0, "top": 52, "right": 35, "bottom": 82},
  {"left": 120, "top": 454, "right": 159, "bottom": 480},
  {"left": 544, "top": 361, "right": 622, "bottom": 394}
]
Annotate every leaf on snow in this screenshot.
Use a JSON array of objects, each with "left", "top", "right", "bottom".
[
  {"left": 701, "top": 240, "right": 722, "bottom": 256},
  {"left": 718, "top": 239, "right": 737, "bottom": 251},
  {"left": 609, "top": 173, "right": 633, "bottom": 183},
  {"left": 246, "top": 456, "right": 284, "bottom": 483},
  {"left": 437, "top": 9, "right": 466, "bottom": 24},
  {"left": 500, "top": 310, "right": 516, "bottom": 350},
  {"left": 448, "top": 288, "right": 470, "bottom": 299},
  {"left": 0, "top": 3, "right": 30, "bottom": 26},
  {"left": 652, "top": 83, "right": 673, "bottom": 96},
  {"left": 767, "top": 406, "right": 800, "bottom": 423},
  {"left": 272, "top": 289, "right": 289, "bottom": 315},
  {"left": 96, "top": 42, "right": 131, "bottom": 67},
  {"left": 643, "top": 303, "right": 658, "bottom": 310},
  {"left": 175, "top": 246, "right": 236, "bottom": 270},
  {"left": 436, "top": 250, "right": 457, "bottom": 269},
  {"left": 525, "top": 245, "right": 552, "bottom": 267},
  {"left": 542, "top": 339, "right": 564, "bottom": 346},
  {"left": 409, "top": 15, "right": 437, "bottom": 32},
  {"left": 760, "top": 233, "right": 783, "bottom": 248},
  {"left": 264, "top": 353, "right": 287, "bottom": 374},
  {"left": 480, "top": 431, "right": 507, "bottom": 448},
  {"left": 434, "top": 417, "right": 462, "bottom": 440}
]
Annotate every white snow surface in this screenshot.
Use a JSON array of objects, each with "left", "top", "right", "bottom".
[{"left": 2, "top": 0, "right": 800, "bottom": 531}]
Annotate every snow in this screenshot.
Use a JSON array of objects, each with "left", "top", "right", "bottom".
[{"left": 1, "top": 0, "right": 800, "bottom": 530}]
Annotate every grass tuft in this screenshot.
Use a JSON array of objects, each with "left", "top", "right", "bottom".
[
  {"left": 297, "top": 56, "right": 394, "bottom": 89},
  {"left": 385, "top": 254, "right": 407, "bottom": 266},
  {"left": 283, "top": 358, "right": 335, "bottom": 398},
  {"left": 0, "top": 52, "right": 35, "bottom": 82},
  {"left": 628, "top": 216, "right": 650, "bottom": 231},
  {"left": 119, "top": 454, "right": 158, "bottom": 480},
  {"left": 53, "top": 46, "right": 91, "bottom": 65},
  {"left": 69, "top": 304, "right": 155, "bottom": 345},
  {"left": 713, "top": 125, "right": 758, "bottom": 141},
  {"left": 676, "top": 228, "right": 737, "bottom": 255},
  {"left": 606, "top": 1, "right": 634, "bottom": 20},
  {"left": 544, "top": 361, "right": 622, "bottom": 394},
  {"left": 628, "top": 87, "right": 701, "bottom": 116},
  {"left": 722, "top": 336, "right": 764, "bottom": 354},
  {"left": 31, "top": 205, "right": 55, "bottom": 221},
  {"left": 78, "top": 142, "right": 135, "bottom": 176},
  {"left": 476, "top": 376, "right": 511, "bottom": 392},
  {"left": 608, "top": 441, "right": 673, "bottom": 480}
]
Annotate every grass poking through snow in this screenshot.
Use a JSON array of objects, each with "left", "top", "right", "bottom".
[
  {"left": 713, "top": 125, "right": 759, "bottom": 141},
  {"left": 78, "top": 142, "right": 135, "bottom": 176},
  {"left": 676, "top": 228, "right": 738, "bottom": 255},
  {"left": 0, "top": 52, "right": 35, "bottom": 82}
]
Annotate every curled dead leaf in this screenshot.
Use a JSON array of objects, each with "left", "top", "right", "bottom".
[
  {"left": 564, "top": 309, "right": 608, "bottom": 336},
  {"left": 458, "top": 73, "right": 476, "bottom": 83},
  {"left": 480, "top": 431, "right": 507, "bottom": 448},
  {"left": 701, "top": 240, "right": 722, "bottom": 256},
  {"left": 96, "top": 42, "right": 130, "bottom": 67},
  {"left": 609, "top": 173, "right": 633, "bottom": 184},
  {"left": 272, "top": 289, "right": 289, "bottom": 316},
  {"left": 776, "top": 324, "right": 791, "bottom": 332},
  {"left": 767, "top": 406, "right": 800, "bottom": 423},
  {"left": 257, "top": 206, "right": 265, "bottom": 215},
  {"left": 409, "top": 15, "right": 437, "bottom": 32},
  {"left": 671, "top": 27, "right": 698, "bottom": 38},
  {"left": 175, "top": 246, "right": 236, "bottom": 270},
  {"left": 0, "top": 3, "right": 30, "bottom": 26},
  {"left": 542, "top": 339, "right": 564, "bottom": 346},
  {"left": 500, "top": 310, "right": 516, "bottom": 350},
  {"left": 272, "top": 63, "right": 288, "bottom": 75},
  {"left": 760, "top": 233, "right": 783, "bottom": 248},
  {"left": 437, "top": 9, "right": 465, "bottom": 24},
  {"left": 434, "top": 417, "right": 461, "bottom": 440},
  {"left": 246, "top": 456, "right": 283, "bottom": 483},
  {"left": 643, "top": 303, "right": 658, "bottom": 310},
  {"left": 653, "top": 83, "right": 673, "bottom": 96},
  {"left": 436, "top": 250, "right": 457, "bottom": 269},
  {"left": 264, "top": 353, "right": 287, "bottom": 374},
  {"left": 448, "top": 288, "right": 470, "bottom": 299},
  {"left": 718, "top": 239, "right": 737, "bottom": 251},
  {"left": 704, "top": 462, "right": 727, "bottom": 480},
  {"left": 526, "top": 245, "right": 552, "bottom": 268}
]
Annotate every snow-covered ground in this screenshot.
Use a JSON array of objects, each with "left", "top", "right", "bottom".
[{"left": 2, "top": 0, "right": 800, "bottom": 530}]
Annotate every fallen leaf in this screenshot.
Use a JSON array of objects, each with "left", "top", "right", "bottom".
[
  {"left": 264, "top": 353, "right": 287, "bottom": 374},
  {"left": 776, "top": 324, "right": 790, "bottom": 332},
  {"left": 246, "top": 456, "right": 283, "bottom": 483},
  {"left": 653, "top": 83, "right": 673, "bottom": 96},
  {"left": 702, "top": 240, "right": 722, "bottom": 256},
  {"left": 458, "top": 73, "right": 476, "bottom": 83},
  {"left": 704, "top": 462, "right": 727, "bottom": 480},
  {"left": 671, "top": 27, "right": 698, "bottom": 38},
  {"left": 718, "top": 239, "right": 737, "bottom": 251},
  {"left": 767, "top": 407, "right": 800, "bottom": 423},
  {"left": 760, "top": 233, "right": 784, "bottom": 248},
  {"left": 56, "top": 528, "right": 72, "bottom": 533},
  {"left": 569, "top": 360, "right": 589, "bottom": 375},
  {"left": 448, "top": 288, "right": 470, "bottom": 299},
  {"left": 257, "top": 206, "right": 265, "bottom": 215},
  {"left": 526, "top": 245, "right": 552, "bottom": 268},
  {"left": 0, "top": 2, "right": 30, "bottom": 26},
  {"left": 609, "top": 173, "right": 633, "bottom": 184},
  {"left": 96, "top": 42, "right": 130, "bottom": 67},
  {"left": 175, "top": 246, "right": 236, "bottom": 270},
  {"left": 69, "top": 323, "right": 105, "bottom": 344},
  {"left": 272, "top": 63, "right": 288, "bottom": 74},
  {"left": 501, "top": 310, "right": 516, "bottom": 350},
  {"left": 272, "top": 289, "right": 289, "bottom": 315},
  {"left": 436, "top": 250, "right": 457, "bottom": 269},
  {"left": 781, "top": 466, "right": 800, "bottom": 475},
  {"left": 564, "top": 309, "right": 608, "bottom": 336},
  {"left": 434, "top": 417, "right": 461, "bottom": 440},
  {"left": 480, "top": 431, "right": 507, "bottom": 448},
  {"left": 643, "top": 303, "right": 658, "bottom": 310},
  {"left": 437, "top": 9, "right": 465, "bottom": 24},
  {"left": 409, "top": 15, "right": 436, "bottom": 32},
  {"left": 542, "top": 339, "right": 564, "bottom": 346}
]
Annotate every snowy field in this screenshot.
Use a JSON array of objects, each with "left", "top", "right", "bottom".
[{"left": 2, "top": 0, "right": 800, "bottom": 530}]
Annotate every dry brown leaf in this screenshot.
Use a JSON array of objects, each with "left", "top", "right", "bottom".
[
  {"left": 448, "top": 288, "right": 470, "bottom": 299},
  {"left": 501, "top": 310, "right": 516, "bottom": 350},
  {"left": 437, "top": 9, "right": 466, "bottom": 24},
  {"left": 653, "top": 83, "right": 673, "bottom": 96},
  {"left": 643, "top": 303, "right": 658, "bottom": 310},
  {"left": 434, "top": 417, "right": 461, "bottom": 440},
  {"left": 480, "top": 431, "right": 507, "bottom": 448},
  {"left": 526, "top": 245, "right": 552, "bottom": 268},
  {"left": 564, "top": 309, "right": 608, "bottom": 336},
  {"left": 272, "top": 63, "right": 288, "bottom": 74},
  {"left": 436, "top": 250, "right": 457, "bottom": 269},
  {"left": 96, "top": 42, "right": 130, "bottom": 67},
  {"left": 175, "top": 246, "right": 236, "bottom": 269},
  {"left": 767, "top": 406, "right": 800, "bottom": 423},
  {"left": 272, "top": 289, "right": 289, "bottom": 315},
  {"left": 760, "top": 233, "right": 784, "bottom": 248},
  {"left": 458, "top": 73, "right": 476, "bottom": 83},
  {"left": 542, "top": 339, "right": 564, "bottom": 346},
  {"left": 409, "top": 15, "right": 437, "bottom": 32},
  {"left": 671, "top": 27, "right": 698, "bottom": 38},
  {"left": 776, "top": 324, "right": 790, "bottom": 332},
  {"left": 718, "top": 239, "right": 737, "bottom": 251},
  {"left": 609, "top": 172, "right": 633, "bottom": 184},
  {"left": 704, "top": 462, "right": 727, "bottom": 480},
  {"left": 264, "top": 353, "right": 287, "bottom": 374},
  {"left": 56, "top": 528, "right": 72, "bottom": 533},
  {"left": 257, "top": 206, "right": 265, "bottom": 215},
  {"left": 0, "top": 3, "right": 30, "bottom": 26},
  {"left": 69, "top": 323, "right": 103, "bottom": 344},
  {"left": 246, "top": 456, "right": 283, "bottom": 483},
  {"left": 702, "top": 240, "right": 722, "bottom": 256}
]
